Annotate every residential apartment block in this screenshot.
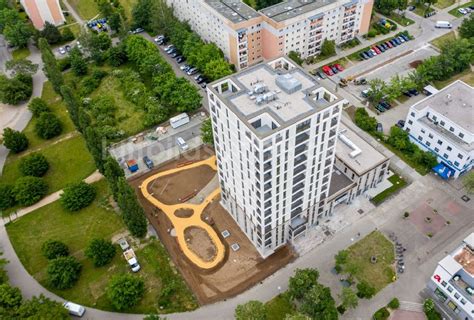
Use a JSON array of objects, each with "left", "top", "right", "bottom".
[
  {"left": 427, "top": 233, "right": 474, "bottom": 320},
  {"left": 404, "top": 81, "right": 473, "bottom": 179},
  {"left": 207, "top": 57, "right": 345, "bottom": 257},
  {"left": 21, "top": 0, "right": 65, "bottom": 30},
  {"left": 167, "top": 0, "right": 373, "bottom": 70}
]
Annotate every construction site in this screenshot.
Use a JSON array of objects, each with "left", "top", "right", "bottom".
[{"left": 130, "top": 146, "right": 295, "bottom": 304}]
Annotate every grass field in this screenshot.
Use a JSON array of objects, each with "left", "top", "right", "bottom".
[
  {"left": 430, "top": 31, "right": 457, "bottom": 49},
  {"left": 340, "top": 231, "right": 395, "bottom": 292},
  {"left": 411, "top": 3, "right": 436, "bottom": 17},
  {"left": 389, "top": 13, "right": 415, "bottom": 26},
  {"left": 265, "top": 294, "right": 295, "bottom": 320},
  {"left": 6, "top": 180, "right": 197, "bottom": 313},
  {"left": 434, "top": 0, "right": 455, "bottom": 9},
  {"left": 371, "top": 174, "right": 407, "bottom": 205},
  {"left": 120, "top": 0, "right": 137, "bottom": 20},
  {"left": 449, "top": 1, "right": 474, "bottom": 17},
  {"left": 0, "top": 135, "right": 96, "bottom": 194},
  {"left": 11, "top": 47, "right": 30, "bottom": 60},
  {"left": 68, "top": 0, "right": 136, "bottom": 20}
]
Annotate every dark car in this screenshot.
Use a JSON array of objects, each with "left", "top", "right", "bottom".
[
  {"left": 197, "top": 76, "right": 207, "bottom": 84},
  {"left": 143, "top": 156, "right": 154, "bottom": 169},
  {"left": 201, "top": 82, "right": 207, "bottom": 89},
  {"left": 400, "top": 34, "right": 410, "bottom": 41},
  {"left": 170, "top": 51, "right": 180, "bottom": 58},
  {"left": 157, "top": 37, "right": 168, "bottom": 45},
  {"left": 381, "top": 43, "right": 389, "bottom": 50},
  {"left": 317, "top": 70, "right": 327, "bottom": 79},
  {"left": 408, "top": 88, "right": 419, "bottom": 96},
  {"left": 376, "top": 123, "right": 383, "bottom": 132},
  {"left": 330, "top": 65, "right": 339, "bottom": 74},
  {"left": 375, "top": 104, "right": 386, "bottom": 112},
  {"left": 176, "top": 56, "right": 186, "bottom": 63},
  {"left": 376, "top": 44, "right": 385, "bottom": 52},
  {"left": 168, "top": 48, "right": 177, "bottom": 55},
  {"left": 65, "top": 45, "right": 71, "bottom": 52},
  {"left": 403, "top": 91, "right": 413, "bottom": 97},
  {"left": 389, "top": 39, "right": 398, "bottom": 46},
  {"left": 394, "top": 38, "right": 402, "bottom": 45},
  {"left": 360, "top": 52, "right": 369, "bottom": 60},
  {"left": 366, "top": 50, "right": 374, "bottom": 58},
  {"left": 380, "top": 101, "right": 391, "bottom": 110}
]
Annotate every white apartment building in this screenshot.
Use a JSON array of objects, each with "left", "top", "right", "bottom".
[
  {"left": 166, "top": 0, "right": 373, "bottom": 70},
  {"left": 207, "top": 57, "right": 345, "bottom": 257},
  {"left": 427, "top": 233, "right": 474, "bottom": 320},
  {"left": 404, "top": 81, "right": 473, "bottom": 179}
]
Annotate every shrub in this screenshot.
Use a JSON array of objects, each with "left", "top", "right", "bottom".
[
  {"left": 85, "top": 238, "right": 116, "bottom": 267},
  {"left": 337, "top": 305, "right": 346, "bottom": 314},
  {"left": 356, "top": 281, "right": 376, "bottom": 299},
  {"left": 28, "top": 98, "right": 50, "bottom": 117},
  {"left": 403, "top": 212, "right": 410, "bottom": 218},
  {"left": 61, "top": 27, "right": 75, "bottom": 42},
  {"left": 60, "top": 181, "right": 96, "bottom": 212},
  {"left": 0, "top": 184, "right": 17, "bottom": 210},
  {"left": 106, "top": 274, "right": 145, "bottom": 311},
  {"left": 2, "top": 128, "right": 28, "bottom": 153},
  {"left": 288, "top": 51, "right": 304, "bottom": 66},
  {"left": 0, "top": 73, "right": 33, "bottom": 105},
  {"left": 41, "top": 240, "right": 69, "bottom": 259},
  {"left": 19, "top": 153, "right": 49, "bottom": 177},
  {"left": 388, "top": 297, "right": 400, "bottom": 309},
  {"left": 320, "top": 39, "right": 336, "bottom": 57},
  {"left": 367, "top": 29, "right": 378, "bottom": 38},
  {"left": 35, "top": 112, "right": 62, "bottom": 139},
  {"left": 57, "top": 57, "right": 71, "bottom": 71},
  {"left": 0, "top": 284, "right": 22, "bottom": 309},
  {"left": 13, "top": 176, "right": 48, "bottom": 206},
  {"left": 46, "top": 256, "right": 81, "bottom": 289},
  {"left": 373, "top": 307, "right": 390, "bottom": 320}
]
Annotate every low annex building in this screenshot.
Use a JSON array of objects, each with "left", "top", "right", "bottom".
[{"left": 21, "top": 0, "right": 65, "bottom": 30}]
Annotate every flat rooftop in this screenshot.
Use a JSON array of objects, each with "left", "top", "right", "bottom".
[
  {"left": 454, "top": 247, "right": 474, "bottom": 276},
  {"left": 260, "top": 0, "right": 338, "bottom": 22},
  {"left": 413, "top": 80, "right": 473, "bottom": 133},
  {"left": 205, "top": 0, "right": 260, "bottom": 23},
  {"left": 210, "top": 58, "right": 342, "bottom": 138},
  {"left": 336, "top": 121, "right": 388, "bottom": 175},
  {"left": 418, "top": 117, "right": 473, "bottom": 152},
  {"left": 328, "top": 168, "right": 355, "bottom": 198}
]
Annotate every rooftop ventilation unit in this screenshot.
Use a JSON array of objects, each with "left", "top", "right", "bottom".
[
  {"left": 276, "top": 74, "right": 302, "bottom": 94},
  {"left": 338, "top": 130, "right": 361, "bottom": 158},
  {"left": 256, "top": 91, "right": 277, "bottom": 105},
  {"left": 253, "top": 82, "right": 267, "bottom": 94}
]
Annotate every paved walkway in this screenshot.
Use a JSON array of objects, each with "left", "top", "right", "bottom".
[{"left": 139, "top": 156, "right": 225, "bottom": 270}]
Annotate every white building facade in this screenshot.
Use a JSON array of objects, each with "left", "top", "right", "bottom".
[
  {"left": 427, "top": 233, "right": 474, "bottom": 320},
  {"left": 404, "top": 81, "right": 473, "bottom": 179},
  {"left": 207, "top": 57, "right": 345, "bottom": 257}
]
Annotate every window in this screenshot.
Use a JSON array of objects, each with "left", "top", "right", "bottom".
[
  {"left": 437, "top": 140, "right": 443, "bottom": 145},
  {"left": 443, "top": 153, "right": 448, "bottom": 159},
  {"left": 440, "top": 120, "right": 445, "bottom": 126},
  {"left": 447, "top": 286, "right": 454, "bottom": 293},
  {"left": 454, "top": 161, "right": 460, "bottom": 167},
  {"left": 408, "top": 120, "right": 413, "bottom": 125},
  {"left": 458, "top": 153, "right": 464, "bottom": 159},
  {"left": 449, "top": 127, "right": 454, "bottom": 132},
  {"left": 460, "top": 298, "right": 466, "bottom": 305},
  {"left": 459, "top": 132, "right": 464, "bottom": 138},
  {"left": 434, "top": 147, "right": 439, "bottom": 152},
  {"left": 447, "top": 146, "right": 452, "bottom": 151},
  {"left": 441, "top": 281, "right": 447, "bottom": 287},
  {"left": 410, "top": 112, "right": 415, "bottom": 117},
  {"left": 418, "top": 136, "right": 423, "bottom": 141},
  {"left": 454, "top": 293, "right": 460, "bottom": 299},
  {"left": 429, "top": 133, "right": 434, "bottom": 139},
  {"left": 426, "top": 141, "right": 431, "bottom": 146},
  {"left": 421, "top": 129, "right": 425, "bottom": 134}
]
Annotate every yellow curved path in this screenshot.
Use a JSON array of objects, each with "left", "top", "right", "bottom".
[{"left": 139, "top": 156, "right": 225, "bottom": 269}]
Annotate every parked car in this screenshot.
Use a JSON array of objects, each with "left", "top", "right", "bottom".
[
  {"left": 458, "top": 7, "right": 469, "bottom": 14},
  {"left": 154, "top": 35, "right": 165, "bottom": 42},
  {"left": 176, "top": 137, "right": 189, "bottom": 151},
  {"left": 187, "top": 67, "right": 198, "bottom": 75},
  {"left": 180, "top": 64, "right": 190, "bottom": 71},
  {"left": 397, "top": 36, "right": 405, "bottom": 43},
  {"left": 201, "top": 82, "right": 207, "bottom": 89},
  {"left": 385, "top": 41, "right": 393, "bottom": 48},
  {"left": 197, "top": 76, "right": 207, "bottom": 84},
  {"left": 376, "top": 123, "right": 383, "bottom": 132},
  {"left": 389, "top": 39, "right": 398, "bottom": 46},
  {"left": 370, "top": 48, "right": 378, "bottom": 56},
  {"left": 58, "top": 47, "right": 66, "bottom": 55},
  {"left": 396, "top": 120, "right": 405, "bottom": 128},
  {"left": 400, "top": 34, "right": 410, "bottom": 41},
  {"left": 322, "top": 65, "right": 334, "bottom": 76},
  {"left": 63, "top": 302, "right": 86, "bottom": 317},
  {"left": 334, "top": 63, "right": 344, "bottom": 72},
  {"left": 408, "top": 88, "right": 419, "bottom": 96},
  {"left": 118, "top": 238, "right": 130, "bottom": 251},
  {"left": 380, "top": 101, "right": 391, "bottom": 110},
  {"left": 170, "top": 51, "right": 180, "bottom": 58},
  {"left": 372, "top": 46, "right": 381, "bottom": 54},
  {"left": 143, "top": 156, "right": 154, "bottom": 169},
  {"left": 316, "top": 70, "right": 326, "bottom": 79},
  {"left": 375, "top": 104, "right": 386, "bottom": 112},
  {"left": 408, "top": 5, "right": 416, "bottom": 10},
  {"left": 176, "top": 56, "right": 186, "bottom": 63},
  {"left": 366, "top": 50, "right": 374, "bottom": 58},
  {"left": 164, "top": 45, "right": 175, "bottom": 53},
  {"left": 361, "top": 89, "right": 370, "bottom": 98},
  {"left": 65, "top": 45, "right": 71, "bottom": 52},
  {"left": 330, "top": 65, "right": 339, "bottom": 74},
  {"left": 403, "top": 91, "right": 413, "bottom": 97},
  {"left": 360, "top": 52, "right": 369, "bottom": 60},
  {"left": 184, "top": 65, "right": 193, "bottom": 72},
  {"left": 376, "top": 44, "right": 385, "bottom": 52},
  {"left": 167, "top": 48, "right": 177, "bottom": 55},
  {"left": 130, "top": 27, "right": 144, "bottom": 34}
]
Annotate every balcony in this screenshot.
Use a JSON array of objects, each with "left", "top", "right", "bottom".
[
  {"left": 264, "top": 182, "right": 272, "bottom": 191},
  {"left": 291, "top": 198, "right": 303, "bottom": 209},
  {"left": 294, "top": 154, "right": 307, "bottom": 166},
  {"left": 264, "top": 172, "right": 272, "bottom": 181},
  {"left": 292, "top": 191, "right": 304, "bottom": 203},
  {"left": 295, "top": 144, "right": 307, "bottom": 156},
  {"left": 264, "top": 151, "right": 272, "bottom": 162},
  {"left": 264, "top": 162, "right": 272, "bottom": 172},
  {"left": 293, "top": 164, "right": 307, "bottom": 176},
  {"left": 293, "top": 173, "right": 306, "bottom": 184},
  {"left": 295, "top": 132, "right": 310, "bottom": 146},
  {"left": 292, "top": 182, "right": 304, "bottom": 194}
]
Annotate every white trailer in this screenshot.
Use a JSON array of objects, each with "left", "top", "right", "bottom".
[
  {"left": 123, "top": 249, "right": 141, "bottom": 272},
  {"left": 169, "top": 113, "right": 190, "bottom": 129},
  {"left": 435, "top": 21, "right": 452, "bottom": 28}
]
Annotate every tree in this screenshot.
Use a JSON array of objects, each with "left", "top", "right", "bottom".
[
  {"left": 132, "top": 0, "right": 154, "bottom": 29},
  {"left": 462, "top": 171, "right": 474, "bottom": 194},
  {"left": 5, "top": 58, "right": 38, "bottom": 75},
  {"left": 203, "top": 59, "right": 233, "bottom": 81},
  {"left": 339, "top": 287, "right": 358, "bottom": 310},
  {"left": 85, "top": 238, "right": 116, "bottom": 267},
  {"left": 19, "top": 153, "right": 49, "bottom": 177},
  {"left": 70, "top": 47, "right": 87, "bottom": 76},
  {"left": 0, "top": 284, "right": 22, "bottom": 310},
  {"left": 17, "top": 294, "right": 69, "bottom": 319},
  {"left": 354, "top": 108, "right": 377, "bottom": 133},
  {"left": 0, "top": 8, "right": 20, "bottom": 33},
  {"left": 47, "top": 256, "right": 82, "bottom": 289},
  {"left": 35, "top": 112, "right": 62, "bottom": 139},
  {"left": 60, "top": 85, "right": 81, "bottom": 131},
  {"left": 2, "top": 128, "right": 28, "bottom": 153},
  {"left": 459, "top": 13, "right": 474, "bottom": 39},
  {"left": 13, "top": 176, "right": 48, "bottom": 206},
  {"left": 235, "top": 300, "right": 267, "bottom": 320},
  {"left": 201, "top": 118, "right": 214, "bottom": 145},
  {"left": 104, "top": 156, "right": 125, "bottom": 201},
  {"left": 356, "top": 281, "right": 376, "bottom": 299},
  {"left": 41, "top": 240, "right": 69, "bottom": 260},
  {"left": 385, "top": 75, "right": 403, "bottom": 102},
  {"left": 40, "top": 21, "right": 62, "bottom": 44},
  {"left": 367, "top": 79, "right": 386, "bottom": 104},
  {"left": 39, "top": 38, "right": 64, "bottom": 94},
  {"left": 116, "top": 177, "right": 148, "bottom": 237},
  {"left": 0, "top": 73, "right": 33, "bottom": 105},
  {"left": 108, "top": 11, "right": 124, "bottom": 32},
  {"left": 106, "top": 44, "right": 128, "bottom": 67},
  {"left": 106, "top": 274, "right": 145, "bottom": 311},
  {"left": 3, "top": 21, "right": 33, "bottom": 48},
  {"left": 375, "top": 0, "right": 399, "bottom": 15},
  {"left": 388, "top": 297, "right": 400, "bottom": 309},
  {"left": 320, "top": 39, "right": 336, "bottom": 57},
  {"left": 28, "top": 97, "right": 50, "bottom": 117},
  {"left": 60, "top": 181, "right": 96, "bottom": 212},
  {"left": 0, "top": 184, "right": 16, "bottom": 210},
  {"left": 61, "top": 27, "right": 75, "bottom": 42},
  {"left": 285, "top": 314, "right": 311, "bottom": 320},
  {"left": 255, "top": 0, "right": 283, "bottom": 10},
  {"left": 288, "top": 51, "right": 303, "bottom": 66},
  {"left": 300, "top": 283, "right": 338, "bottom": 319},
  {"left": 288, "top": 268, "right": 320, "bottom": 300}
]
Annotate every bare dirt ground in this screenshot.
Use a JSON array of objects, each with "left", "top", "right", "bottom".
[
  {"left": 130, "top": 147, "right": 296, "bottom": 304},
  {"left": 185, "top": 227, "right": 217, "bottom": 262},
  {"left": 175, "top": 208, "right": 194, "bottom": 218}
]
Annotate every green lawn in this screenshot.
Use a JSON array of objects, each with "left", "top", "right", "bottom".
[
  {"left": 90, "top": 72, "right": 147, "bottom": 137},
  {"left": 6, "top": 180, "right": 197, "bottom": 313},
  {"left": 433, "top": 68, "right": 474, "bottom": 89},
  {"left": 371, "top": 174, "right": 407, "bottom": 205},
  {"left": 340, "top": 231, "right": 395, "bottom": 292},
  {"left": 389, "top": 13, "right": 415, "bottom": 26},
  {"left": 411, "top": 3, "right": 435, "bottom": 17},
  {"left": 59, "top": 12, "right": 81, "bottom": 38},
  {"left": 12, "top": 47, "right": 30, "bottom": 60},
  {"left": 449, "top": 1, "right": 474, "bottom": 17},
  {"left": 0, "top": 135, "right": 96, "bottom": 194},
  {"left": 430, "top": 31, "right": 456, "bottom": 49},
  {"left": 265, "top": 293, "right": 296, "bottom": 320},
  {"left": 68, "top": 0, "right": 99, "bottom": 20},
  {"left": 120, "top": 0, "right": 137, "bottom": 20},
  {"left": 434, "top": 0, "right": 455, "bottom": 9}
]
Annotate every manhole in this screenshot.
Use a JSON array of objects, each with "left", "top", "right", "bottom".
[
  {"left": 358, "top": 209, "right": 364, "bottom": 214},
  {"left": 461, "top": 195, "right": 470, "bottom": 202},
  {"left": 324, "top": 230, "right": 332, "bottom": 236},
  {"left": 222, "top": 230, "right": 230, "bottom": 238},
  {"left": 231, "top": 243, "right": 240, "bottom": 251}
]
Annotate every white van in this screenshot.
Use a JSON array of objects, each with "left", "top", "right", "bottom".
[
  {"left": 176, "top": 137, "right": 189, "bottom": 151},
  {"left": 63, "top": 301, "right": 86, "bottom": 317},
  {"left": 435, "top": 21, "right": 451, "bottom": 29},
  {"left": 169, "top": 113, "right": 190, "bottom": 129}
]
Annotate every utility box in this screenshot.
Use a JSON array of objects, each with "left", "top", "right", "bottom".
[{"left": 127, "top": 160, "right": 139, "bottom": 173}]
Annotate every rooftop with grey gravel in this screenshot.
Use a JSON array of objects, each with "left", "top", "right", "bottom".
[
  {"left": 413, "top": 80, "right": 473, "bottom": 133},
  {"left": 260, "top": 0, "right": 338, "bottom": 22},
  {"left": 205, "top": 0, "right": 260, "bottom": 23}
]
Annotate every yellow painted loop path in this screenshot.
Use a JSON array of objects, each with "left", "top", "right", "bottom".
[{"left": 139, "top": 156, "right": 225, "bottom": 270}]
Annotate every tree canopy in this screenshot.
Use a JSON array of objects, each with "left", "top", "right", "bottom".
[
  {"left": 106, "top": 274, "right": 145, "bottom": 311},
  {"left": 235, "top": 300, "right": 267, "bottom": 320}
]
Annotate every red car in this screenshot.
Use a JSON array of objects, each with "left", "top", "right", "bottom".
[
  {"left": 322, "top": 65, "right": 334, "bottom": 76},
  {"left": 334, "top": 63, "right": 344, "bottom": 72},
  {"left": 372, "top": 46, "right": 381, "bottom": 54}
]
